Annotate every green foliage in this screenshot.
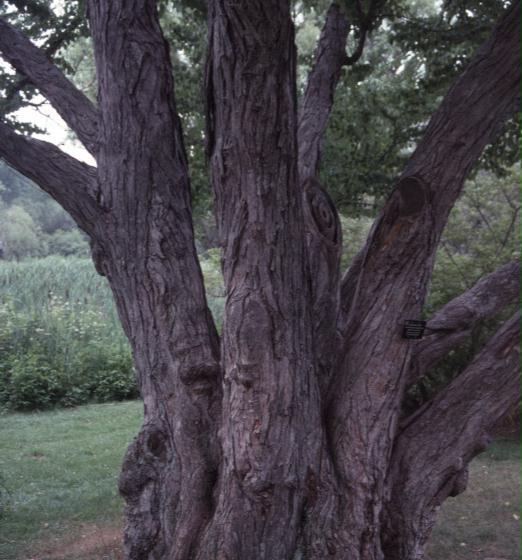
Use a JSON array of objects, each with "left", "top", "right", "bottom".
[
  {"left": 427, "top": 167, "right": 521, "bottom": 314},
  {"left": 0, "top": 295, "right": 137, "bottom": 411},
  {"left": 0, "top": 203, "right": 43, "bottom": 259},
  {"left": 0, "top": 257, "right": 135, "bottom": 410},
  {"left": 45, "top": 228, "right": 90, "bottom": 257},
  {"left": 0, "top": 161, "right": 89, "bottom": 259},
  {"left": 406, "top": 167, "right": 521, "bottom": 411},
  {"left": 0, "top": 255, "right": 225, "bottom": 411}
]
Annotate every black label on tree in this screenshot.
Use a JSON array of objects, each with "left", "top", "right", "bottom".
[{"left": 402, "top": 320, "right": 427, "bottom": 340}]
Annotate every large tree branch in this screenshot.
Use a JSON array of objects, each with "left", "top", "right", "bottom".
[
  {"left": 87, "top": 2, "right": 222, "bottom": 557},
  {"left": 382, "top": 311, "right": 521, "bottom": 559},
  {"left": 298, "top": 4, "right": 347, "bottom": 393},
  {"left": 339, "top": 2, "right": 521, "bottom": 332},
  {"left": 0, "top": 18, "right": 98, "bottom": 155},
  {"left": 326, "top": 4, "right": 520, "bottom": 550},
  {"left": 409, "top": 258, "right": 521, "bottom": 383},
  {"left": 298, "top": 3, "right": 349, "bottom": 182},
  {"left": 298, "top": 0, "right": 382, "bottom": 182},
  {"left": 0, "top": 120, "right": 99, "bottom": 232}
]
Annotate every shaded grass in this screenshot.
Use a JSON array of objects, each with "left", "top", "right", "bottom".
[
  {"left": 426, "top": 439, "right": 521, "bottom": 560},
  {"left": 0, "top": 401, "right": 142, "bottom": 559},
  {"left": 0, "top": 401, "right": 519, "bottom": 559}
]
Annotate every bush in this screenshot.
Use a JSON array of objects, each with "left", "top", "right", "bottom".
[
  {"left": 44, "top": 228, "right": 90, "bottom": 257},
  {"left": 0, "top": 204, "right": 44, "bottom": 260},
  {"left": 0, "top": 255, "right": 223, "bottom": 410},
  {"left": 4, "top": 355, "right": 65, "bottom": 410},
  {"left": 0, "top": 260, "right": 138, "bottom": 410},
  {"left": 0, "top": 311, "right": 138, "bottom": 410}
]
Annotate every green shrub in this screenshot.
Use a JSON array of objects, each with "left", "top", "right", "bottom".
[
  {"left": 5, "top": 355, "right": 65, "bottom": 410},
  {"left": 0, "top": 259, "right": 138, "bottom": 410},
  {"left": 0, "top": 256, "right": 223, "bottom": 410},
  {"left": 44, "top": 228, "right": 90, "bottom": 257}
]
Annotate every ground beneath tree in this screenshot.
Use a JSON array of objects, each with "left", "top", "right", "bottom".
[
  {"left": 21, "top": 522, "right": 123, "bottom": 560},
  {"left": 20, "top": 442, "right": 520, "bottom": 560}
]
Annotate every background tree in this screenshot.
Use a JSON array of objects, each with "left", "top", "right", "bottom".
[{"left": 0, "top": 1, "right": 520, "bottom": 560}]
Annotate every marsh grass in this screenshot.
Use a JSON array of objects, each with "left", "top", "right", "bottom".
[{"left": 0, "top": 256, "right": 224, "bottom": 410}]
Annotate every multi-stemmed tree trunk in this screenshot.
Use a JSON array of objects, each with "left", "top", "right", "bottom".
[{"left": 0, "top": 1, "right": 520, "bottom": 559}]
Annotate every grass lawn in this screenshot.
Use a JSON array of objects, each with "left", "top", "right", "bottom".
[
  {"left": 426, "top": 438, "right": 521, "bottom": 560},
  {"left": 0, "top": 401, "right": 142, "bottom": 560},
  {"left": 0, "top": 401, "right": 520, "bottom": 560}
]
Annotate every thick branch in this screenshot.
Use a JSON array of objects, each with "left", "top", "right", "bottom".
[
  {"left": 383, "top": 311, "right": 521, "bottom": 559},
  {"left": 202, "top": 1, "right": 334, "bottom": 557},
  {"left": 339, "top": 1, "right": 521, "bottom": 330},
  {"left": 410, "top": 258, "right": 521, "bottom": 383},
  {"left": 87, "top": 2, "right": 221, "bottom": 558},
  {"left": 0, "top": 120, "right": 98, "bottom": 232},
  {"left": 0, "top": 18, "right": 98, "bottom": 154},
  {"left": 327, "top": 5, "right": 521, "bottom": 552},
  {"left": 298, "top": 3, "right": 349, "bottom": 181}
]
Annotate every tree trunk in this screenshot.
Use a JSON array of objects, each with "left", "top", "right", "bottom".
[
  {"left": 87, "top": 3, "right": 222, "bottom": 557},
  {"left": 0, "top": 1, "right": 520, "bottom": 559},
  {"left": 202, "top": 3, "right": 335, "bottom": 557}
]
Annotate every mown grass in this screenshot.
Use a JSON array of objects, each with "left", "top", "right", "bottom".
[
  {"left": 0, "top": 402, "right": 519, "bottom": 560},
  {"left": 426, "top": 438, "right": 521, "bottom": 560},
  {"left": 0, "top": 401, "right": 142, "bottom": 559}
]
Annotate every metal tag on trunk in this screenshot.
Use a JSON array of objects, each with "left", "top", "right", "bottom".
[{"left": 402, "top": 320, "right": 427, "bottom": 339}]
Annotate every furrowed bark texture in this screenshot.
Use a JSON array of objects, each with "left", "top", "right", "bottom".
[
  {"left": 383, "top": 311, "right": 521, "bottom": 559},
  {"left": 297, "top": 3, "right": 349, "bottom": 182},
  {"left": 0, "top": 120, "right": 98, "bottom": 230},
  {"left": 1, "top": 2, "right": 520, "bottom": 560},
  {"left": 303, "top": 177, "right": 342, "bottom": 394},
  {"left": 203, "top": 2, "right": 337, "bottom": 557},
  {"left": 87, "top": 2, "right": 221, "bottom": 558},
  {"left": 329, "top": 3, "right": 521, "bottom": 557},
  {"left": 0, "top": 18, "right": 98, "bottom": 154}
]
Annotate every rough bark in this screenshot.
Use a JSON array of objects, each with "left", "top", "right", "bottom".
[
  {"left": 203, "top": 2, "right": 337, "bottom": 557},
  {"left": 298, "top": 3, "right": 349, "bottom": 182},
  {"left": 87, "top": 2, "right": 221, "bottom": 558},
  {"left": 0, "top": 18, "right": 98, "bottom": 155},
  {"left": 329, "top": 4, "right": 521, "bottom": 556},
  {"left": 383, "top": 311, "right": 521, "bottom": 560},
  {"left": 0, "top": 120, "right": 98, "bottom": 231},
  {"left": 303, "top": 177, "right": 342, "bottom": 394},
  {"left": 409, "top": 257, "right": 521, "bottom": 383},
  {"left": 0, "top": 2, "right": 520, "bottom": 560}
]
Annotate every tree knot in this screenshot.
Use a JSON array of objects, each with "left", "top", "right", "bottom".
[{"left": 303, "top": 177, "right": 341, "bottom": 245}]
